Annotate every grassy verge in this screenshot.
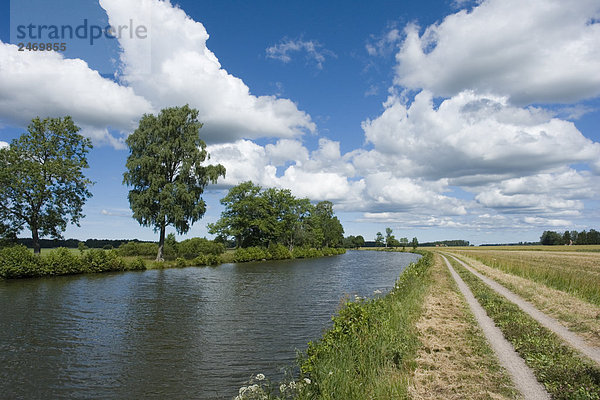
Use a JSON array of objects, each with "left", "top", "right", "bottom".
[
  {"left": 409, "top": 254, "right": 518, "bottom": 399},
  {"left": 448, "top": 249, "right": 600, "bottom": 306},
  {"left": 291, "top": 251, "right": 434, "bottom": 399},
  {"left": 449, "top": 257, "right": 600, "bottom": 399}
]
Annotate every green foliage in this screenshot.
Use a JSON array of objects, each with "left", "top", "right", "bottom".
[
  {"left": 0, "top": 245, "right": 40, "bottom": 278},
  {"left": 178, "top": 237, "right": 225, "bottom": 259},
  {"left": 374, "top": 232, "right": 384, "bottom": 247},
  {"left": 411, "top": 237, "right": 418, "bottom": 250},
  {"left": 0, "top": 246, "right": 146, "bottom": 279},
  {"left": 123, "top": 105, "right": 225, "bottom": 260},
  {"left": 0, "top": 117, "right": 93, "bottom": 253},
  {"left": 297, "top": 252, "right": 433, "bottom": 399},
  {"left": 118, "top": 241, "right": 159, "bottom": 257},
  {"left": 452, "top": 259, "right": 600, "bottom": 399},
  {"left": 82, "top": 249, "right": 126, "bottom": 273},
  {"left": 175, "top": 257, "right": 187, "bottom": 268},
  {"left": 209, "top": 182, "right": 344, "bottom": 250},
  {"left": 42, "top": 247, "right": 83, "bottom": 275},
  {"left": 268, "top": 243, "right": 292, "bottom": 260},
  {"left": 540, "top": 229, "right": 600, "bottom": 245},
  {"left": 233, "top": 246, "right": 269, "bottom": 263}
]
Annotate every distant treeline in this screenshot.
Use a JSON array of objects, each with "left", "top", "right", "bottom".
[
  {"left": 14, "top": 238, "right": 154, "bottom": 249},
  {"left": 362, "top": 239, "right": 470, "bottom": 247},
  {"left": 540, "top": 229, "right": 600, "bottom": 245}
]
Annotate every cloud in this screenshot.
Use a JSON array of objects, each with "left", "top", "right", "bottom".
[
  {"left": 365, "top": 28, "right": 402, "bottom": 57},
  {"left": 0, "top": 0, "right": 315, "bottom": 148},
  {"left": 266, "top": 38, "right": 336, "bottom": 69},
  {"left": 0, "top": 42, "right": 152, "bottom": 146},
  {"left": 0, "top": 141, "right": 8, "bottom": 149},
  {"left": 101, "top": 208, "right": 132, "bottom": 217},
  {"left": 395, "top": 0, "right": 600, "bottom": 104},
  {"left": 361, "top": 90, "right": 600, "bottom": 182},
  {"left": 101, "top": 0, "right": 316, "bottom": 143}
]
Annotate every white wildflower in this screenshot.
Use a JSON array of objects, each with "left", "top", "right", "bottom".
[
  {"left": 279, "top": 383, "right": 287, "bottom": 392},
  {"left": 249, "top": 384, "right": 259, "bottom": 392},
  {"left": 239, "top": 386, "right": 248, "bottom": 396},
  {"left": 304, "top": 378, "right": 311, "bottom": 384},
  {"left": 328, "top": 371, "right": 333, "bottom": 375},
  {"left": 373, "top": 289, "right": 382, "bottom": 294},
  {"left": 256, "top": 373, "right": 265, "bottom": 381}
]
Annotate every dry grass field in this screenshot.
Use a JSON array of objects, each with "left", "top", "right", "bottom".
[{"left": 445, "top": 246, "right": 600, "bottom": 306}]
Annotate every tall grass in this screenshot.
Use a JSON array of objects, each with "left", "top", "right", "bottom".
[
  {"left": 451, "top": 250, "right": 600, "bottom": 306},
  {"left": 295, "top": 251, "right": 433, "bottom": 399}
]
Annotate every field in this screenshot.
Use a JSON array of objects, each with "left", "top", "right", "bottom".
[{"left": 445, "top": 246, "right": 600, "bottom": 306}]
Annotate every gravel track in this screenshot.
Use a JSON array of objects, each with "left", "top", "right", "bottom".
[
  {"left": 441, "top": 255, "right": 550, "bottom": 400},
  {"left": 447, "top": 253, "right": 600, "bottom": 365}
]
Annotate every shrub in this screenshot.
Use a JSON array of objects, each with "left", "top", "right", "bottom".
[
  {"left": 178, "top": 237, "right": 225, "bottom": 259},
  {"left": 268, "top": 243, "right": 292, "bottom": 260},
  {"left": 42, "top": 247, "right": 82, "bottom": 275},
  {"left": 233, "top": 246, "right": 268, "bottom": 263},
  {"left": 82, "top": 249, "right": 126, "bottom": 273},
  {"left": 0, "top": 245, "right": 40, "bottom": 279},
  {"left": 128, "top": 257, "right": 147, "bottom": 271},
  {"left": 175, "top": 257, "right": 187, "bottom": 268},
  {"left": 117, "top": 241, "right": 158, "bottom": 257}
]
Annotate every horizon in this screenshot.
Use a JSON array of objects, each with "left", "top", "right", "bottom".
[{"left": 1, "top": 0, "right": 599, "bottom": 246}]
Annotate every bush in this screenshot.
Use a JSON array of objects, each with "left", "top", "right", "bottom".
[
  {"left": 178, "top": 237, "right": 225, "bottom": 259},
  {"left": 268, "top": 243, "right": 292, "bottom": 260},
  {"left": 0, "top": 245, "right": 40, "bottom": 279},
  {"left": 233, "top": 246, "right": 269, "bottom": 262},
  {"left": 117, "top": 241, "right": 158, "bottom": 257},
  {"left": 42, "top": 247, "right": 82, "bottom": 275},
  {"left": 82, "top": 249, "right": 126, "bottom": 273},
  {"left": 175, "top": 257, "right": 187, "bottom": 268},
  {"left": 128, "top": 257, "right": 147, "bottom": 271}
]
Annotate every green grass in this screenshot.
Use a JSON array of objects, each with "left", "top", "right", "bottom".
[
  {"left": 449, "top": 249, "right": 600, "bottom": 306},
  {"left": 292, "top": 251, "right": 434, "bottom": 399},
  {"left": 450, "top": 257, "right": 600, "bottom": 399}
]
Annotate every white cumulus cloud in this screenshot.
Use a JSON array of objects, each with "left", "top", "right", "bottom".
[{"left": 395, "top": 0, "right": 600, "bottom": 104}]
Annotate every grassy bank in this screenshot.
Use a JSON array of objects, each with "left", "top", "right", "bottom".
[
  {"left": 0, "top": 244, "right": 346, "bottom": 279},
  {"left": 448, "top": 248, "right": 600, "bottom": 306},
  {"left": 233, "top": 252, "right": 434, "bottom": 400},
  {"left": 450, "top": 257, "right": 600, "bottom": 399}
]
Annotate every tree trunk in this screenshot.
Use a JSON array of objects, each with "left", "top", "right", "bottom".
[
  {"left": 156, "top": 224, "right": 166, "bottom": 262},
  {"left": 32, "top": 227, "right": 41, "bottom": 255}
]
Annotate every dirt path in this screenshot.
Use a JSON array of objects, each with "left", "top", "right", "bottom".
[
  {"left": 441, "top": 255, "right": 550, "bottom": 400},
  {"left": 447, "top": 253, "right": 600, "bottom": 365}
]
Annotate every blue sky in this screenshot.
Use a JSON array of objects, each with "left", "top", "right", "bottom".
[{"left": 1, "top": 0, "right": 599, "bottom": 245}]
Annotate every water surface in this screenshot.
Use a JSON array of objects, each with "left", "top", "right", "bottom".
[{"left": 0, "top": 250, "right": 419, "bottom": 399}]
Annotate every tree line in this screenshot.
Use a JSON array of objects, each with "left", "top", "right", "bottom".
[
  {"left": 208, "top": 181, "right": 344, "bottom": 250},
  {"left": 1, "top": 106, "right": 348, "bottom": 262},
  {"left": 540, "top": 229, "right": 600, "bottom": 245}
]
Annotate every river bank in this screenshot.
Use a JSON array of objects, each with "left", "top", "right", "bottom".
[{"left": 0, "top": 244, "right": 346, "bottom": 280}]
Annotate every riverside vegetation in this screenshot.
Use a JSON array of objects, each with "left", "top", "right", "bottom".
[{"left": 231, "top": 252, "right": 434, "bottom": 400}]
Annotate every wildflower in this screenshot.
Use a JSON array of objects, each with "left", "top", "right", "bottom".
[
  {"left": 304, "top": 378, "right": 311, "bottom": 384},
  {"left": 373, "top": 289, "right": 382, "bottom": 294},
  {"left": 328, "top": 371, "right": 333, "bottom": 375},
  {"left": 249, "top": 384, "right": 259, "bottom": 392},
  {"left": 239, "top": 386, "right": 248, "bottom": 396},
  {"left": 279, "top": 383, "right": 287, "bottom": 392},
  {"left": 256, "top": 373, "right": 265, "bottom": 381}
]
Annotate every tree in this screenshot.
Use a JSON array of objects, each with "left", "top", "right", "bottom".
[
  {"left": 400, "top": 237, "right": 409, "bottom": 251},
  {"left": 540, "top": 230, "right": 562, "bottom": 245},
  {"left": 123, "top": 105, "right": 225, "bottom": 261},
  {"left": 0, "top": 117, "right": 93, "bottom": 254},
  {"left": 313, "top": 201, "right": 344, "bottom": 248},
  {"left": 375, "top": 232, "right": 384, "bottom": 247},
  {"left": 385, "top": 227, "right": 394, "bottom": 248},
  {"left": 411, "top": 237, "right": 419, "bottom": 250},
  {"left": 562, "top": 231, "right": 572, "bottom": 245},
  {"left": 353, "top": 235, "right": 365, "bottom": 249}
]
